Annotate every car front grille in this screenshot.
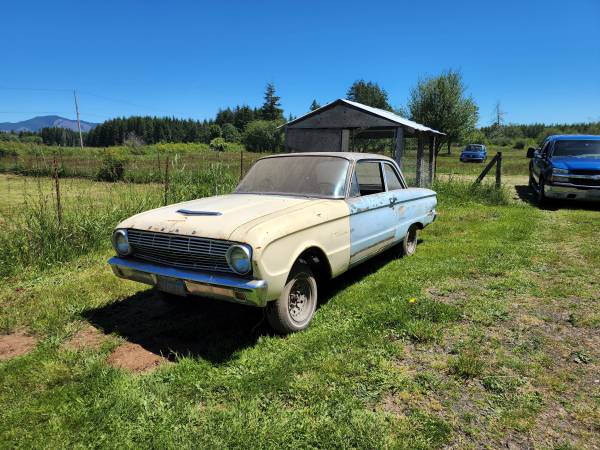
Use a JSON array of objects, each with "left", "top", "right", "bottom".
[
  {"left": 127, "top": 229, "right": 236, "bottom": 274},
  {"left": 570, "top": 169, "right": 600, "bottom": 176},
  {"left": 568, "top": 178, "right": 600, "bottom": 187}
]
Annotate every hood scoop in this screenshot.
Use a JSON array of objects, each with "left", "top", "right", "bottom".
[{"left": 176, "top": 209, "right": 222, "bottom": 216}]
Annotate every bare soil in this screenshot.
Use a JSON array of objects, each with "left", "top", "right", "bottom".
[
  {"left": 65, "top": 325, "right": 107, "bottom": 351},
  {"left": 0, "top": 330, "right": 37, "bottom": 361},
  {"left": 106, "top": 342, "right": 169, "bottom": 373}
]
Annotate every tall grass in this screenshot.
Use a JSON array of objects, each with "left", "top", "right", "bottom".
[
  {"left": 433, "top": 178, "right": 511, "bottom": 206},
  {"left": 0, "top": 162, "right": 237, "bottom": 278}
]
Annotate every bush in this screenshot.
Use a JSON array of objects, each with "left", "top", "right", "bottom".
[
  {"left": 209, "top": 137, "right": 227, "bottom": 152},
  {"left": 222, "top": 123, "right": 241, "bottom": 143},
  {"left": 96, "top": 153, "right": 126, "bottom": 181},
  {"left": 243, "top": 120, "right": 283, "bottom": 152}
]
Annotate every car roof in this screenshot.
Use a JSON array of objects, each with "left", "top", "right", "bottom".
[
  {"left": 547, "top": 134, "right": 600, "bottom": 142},
  {"left": 260, "top": 152, "right": 397, "bottom": 163}
]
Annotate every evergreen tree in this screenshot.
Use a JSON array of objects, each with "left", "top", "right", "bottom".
[
  {"left": 346, "top": 80, "right": 391, "bottom": 110},
  {"left": 310, "top": 100, "right": 321, "bottom": 111},
  {"left": 260, "top": 83, "right": 284, "bottom": 121}
]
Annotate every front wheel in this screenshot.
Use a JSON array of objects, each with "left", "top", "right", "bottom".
[
  {"left": 267, "top": 262, "right": 317, "bottom": 334},
  {"left": 537, "top": 177, "right": 548, "bottom": 206},
  {"left": 401, "top": 224, "right": 419, "bottom": 256}
]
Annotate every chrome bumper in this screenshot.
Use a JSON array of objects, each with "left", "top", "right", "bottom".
[
  {"left": 108, "top": 257, "right": 269, "bottom": 307},
  {"left": 546, "top": 183, "right": 600, "bottom": 201}
]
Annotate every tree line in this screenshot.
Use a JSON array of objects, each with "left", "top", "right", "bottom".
[{"left": 2, "top": 77, "right": 599, "bottom": 153}]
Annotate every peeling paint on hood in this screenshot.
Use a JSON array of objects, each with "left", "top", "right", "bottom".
[{"left": 116, "top": 194, "right": 314, "bottom": 241}]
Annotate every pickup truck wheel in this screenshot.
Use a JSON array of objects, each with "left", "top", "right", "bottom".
[
  {"left": 537, "top": 178, "right": 550, "bottom": 207},
  {"left": 267, "top": 262, "right": 317, "bottom": 334},
  {"left": 401, "top": 224, "right": 418, "bottom": 256},
  {"left": 528, "top": 172, "right": 535, "bottom": 189}
]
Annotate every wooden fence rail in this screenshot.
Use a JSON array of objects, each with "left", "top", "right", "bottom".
[{"left": 473, "top": 152, "right": 502, "bottom": 188}]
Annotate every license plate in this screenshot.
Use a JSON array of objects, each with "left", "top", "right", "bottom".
[{"left": 156, "top": 276, "right": 187, "bottom": 297}]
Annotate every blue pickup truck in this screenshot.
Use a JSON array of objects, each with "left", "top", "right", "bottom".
[{"left": 527, "top": 135, "right": 600, "bottom": 204}]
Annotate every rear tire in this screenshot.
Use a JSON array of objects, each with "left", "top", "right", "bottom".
[
  {"left": 267, "top": 262, "right": 317, "bottom": 334},
  {"left": 401, "top": 224, "right": 419, "bottom": 256}
]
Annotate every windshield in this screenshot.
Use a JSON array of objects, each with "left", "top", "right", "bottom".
[
  {"left": 465, "top": 145, "right": 484, "bottom": 151},
  {"left": 553, "top": 140, "right": 600, "bottom": 158},
  {"left": 235, "top": 156, "right": 349, "bottom": 198}
]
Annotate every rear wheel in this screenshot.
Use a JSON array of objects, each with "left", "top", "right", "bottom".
[
  {"left": 401, "top": 224, "right": 419, "bottom": 256},
  {"left": 267, "top": 262, "right": 317, "bottom": 334}
]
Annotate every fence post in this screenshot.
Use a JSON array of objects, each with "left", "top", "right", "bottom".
[
  {"left": 164, "top": 155, "right": 169, "bottom": 205},
  {"left": 53, "top": 154, "right": 62, "bottom": 226},
  {"left": 495, "top": 151, "right": 502, "bottom": 188}
]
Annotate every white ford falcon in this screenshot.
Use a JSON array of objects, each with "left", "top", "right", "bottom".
[{"left": 109, "top": 152, "right": 437, "bottom": 333}]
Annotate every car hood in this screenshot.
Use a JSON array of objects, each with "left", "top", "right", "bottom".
[
  {"left": 552, "top": 156, "right": 600, "bottom": 171},
  {"left": 117, "top": 194, "right": 318, "bottom": 241}
]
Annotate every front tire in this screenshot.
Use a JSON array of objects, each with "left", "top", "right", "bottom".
[
  {"left": 401, "top": 224, "right": 419, "bottom": 256},
  {"left": 537, "top": 177, "right": 550, "bottom": 207},
  {"left": 267, "top": 262, "right": 317, "bottom": 334}
]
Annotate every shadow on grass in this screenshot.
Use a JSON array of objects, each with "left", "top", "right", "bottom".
[
  {"left": 515, "top": 184, "right": 600, "bottom": 211},
  {"left": 83, "top": 289, "right": 271, "bottom": 364},
  {"left": 83, "top": 241, "right": 421, "bottom": 364}
]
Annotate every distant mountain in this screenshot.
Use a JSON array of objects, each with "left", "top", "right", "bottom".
[{"left": 0, "top": 115, "right": 98, "bottom": 133}]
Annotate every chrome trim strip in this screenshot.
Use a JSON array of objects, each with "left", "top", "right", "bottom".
[
  {"left": 176, "top": 209, "right": 222, "bottom": 216},
  {"left": 108, "top": 257, "right": 268, "bottom": 307},
  {"left": 552, "top": 182, "right": 600, "bottom": 189},
  {"left": 553, "top": 173, "right": 600, "bottom": 180}
]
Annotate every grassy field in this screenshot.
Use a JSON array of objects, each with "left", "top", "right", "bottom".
[
  {"left": 1, "top": 161, "right": 599, "bottom": 448},
  {"left": 0, "top": 140, "right": 526, "bottom": 184}
]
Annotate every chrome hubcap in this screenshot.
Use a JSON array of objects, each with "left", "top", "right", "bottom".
[{"left": 288, "top": 277, "right": 312, "bottom": 323}]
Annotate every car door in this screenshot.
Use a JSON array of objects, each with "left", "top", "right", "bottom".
[
  {"left": 346, "top": 160, "right": 400, "bottom": 266},
  {"left": 532, "top": 140, "right": 551, "bottom": 183}
]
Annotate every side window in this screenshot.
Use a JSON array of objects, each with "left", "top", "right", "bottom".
[
  {"left": 354, "top": 162, "right": 384, "bottom": 196},
  {"left": 541, "top": 140, "right": 552, "bottom": 157},
  {"left": 383, "top": 164, "right": 403, "bottom": 191}
]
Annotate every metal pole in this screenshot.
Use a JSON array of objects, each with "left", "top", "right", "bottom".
[{"left": 73, "top": 90, "right": 84, "bottom": 150}]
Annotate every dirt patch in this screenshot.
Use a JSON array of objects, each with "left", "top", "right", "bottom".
[
  {"left": 0, "top": 330, "right": 38, "bottom": 361},
  {"left": 107, "top": 342, "right": 169, "bottom": 373},
  {"left": 65, "top": 325, "right": 107, "bottom": 351}
]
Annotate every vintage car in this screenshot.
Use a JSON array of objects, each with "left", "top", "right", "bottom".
[
  {"left": 527, "top": 135, "right": 600, "bottom": 204},
  {"left": 109, "top": 153, "right": 437, "bottom": 333},
  {"left": 460, "top": 144, "right": 487, "bottom": 162}
]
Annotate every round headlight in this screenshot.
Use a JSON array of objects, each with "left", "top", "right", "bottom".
[
  {"left": 226, "top": 245, "right": 252, "bottom": 275},
  {"left": 112, "top": 229, "right": 132, "bottom": 256}
]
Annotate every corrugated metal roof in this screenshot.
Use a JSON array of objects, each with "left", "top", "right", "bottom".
[{"left": 281, "top": 98, "right": 445, "bottom": 136}]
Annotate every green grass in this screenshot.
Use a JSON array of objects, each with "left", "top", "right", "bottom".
[
  {"left": 0, "top": 141, "right": 264, "bottom": 183},
  {"left": 1, "top": 174, "right": 599, "bottom": 448}
]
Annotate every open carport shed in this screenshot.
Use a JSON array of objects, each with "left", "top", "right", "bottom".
[{"left": 281, "top": 99, "right": 445, "bottom": 186}]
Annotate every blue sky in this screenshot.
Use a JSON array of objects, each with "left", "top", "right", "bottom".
[{"left": 1, "top": 0, "right": 599, "bottom": 126}]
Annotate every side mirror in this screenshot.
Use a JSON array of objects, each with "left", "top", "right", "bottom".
[{"left": 526, "top": 147, "right": 537, "bottom": 158}]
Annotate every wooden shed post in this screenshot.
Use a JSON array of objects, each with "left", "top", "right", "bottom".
[
  {"left": 340, "top": 129, "right": 350, "bottom": 152},
  {"left": 394, "top": 127, "right": 404, "bottom": 169},
  {"left": 428, "top": 135, "right": 436, "bottom": 186},
  {"left": 416, "top": 133, "right": 425, "bottom": 187}
]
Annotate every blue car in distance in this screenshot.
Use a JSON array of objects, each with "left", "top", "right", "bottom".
[
  {"left": 527, "top": 135, "right": 600, "bottom": 204},
  {"left": 460, "top": 144, "right": 487, "bottom": 162}
]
